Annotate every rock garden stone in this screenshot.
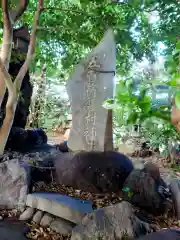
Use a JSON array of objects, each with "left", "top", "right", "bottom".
[
  {"left": 71, "top": 201, "right": 152, "bottom": 240},
  {"left": 26, "top": 192, "right": 93, "bottom": 224},
  {"left": 32, "top": 210, "right": 43, "bottom": 224},
  {"left": 40, "top": 213, "right": 54, "bottom": 227},
  {"left": 54, "top": 151, "right": 133, "bottom": 193},
  {"left": 169, "top": 178, "right": 180, "bottom": 220},
  {"left": 137, "top": 228, "right": 180, "bottom": 239},
  {"left": 50, "top": 218, "right": 76, "bottom": 235},
  {"left": 0, "top": 220, "right": 27, "bottom": 240},
  {"left": 19, "top": 207, "right": 35, "bottom": 221},
  {"left": 0, "top": 159, "right": 28, "bottom": 211},
  {"left": 122, "top": 168, "right": 172, "bottom": 215}
]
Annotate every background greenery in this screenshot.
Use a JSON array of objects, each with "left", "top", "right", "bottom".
[{"left": 0, "top": 0, "right": 180, "bottom": 156}]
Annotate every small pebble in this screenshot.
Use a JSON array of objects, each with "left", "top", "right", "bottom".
[
  {"left": 40, "top": 213, "right": 53, "bottom": 227},
  {"left": 50, "top": 218, "right": 75, "bottom": 235},
  {"left": 32, "top": 210, "right": 43, "bottom": 224},
  {"left": 19, "top": 207, "right": 35, "bottom": 221}
]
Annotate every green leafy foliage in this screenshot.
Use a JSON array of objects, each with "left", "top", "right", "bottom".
[
  {"left": 104, "top": 79, "right": 170, "bottom": 126},
  {"left": 0, "top": 0, "right": 158, "bottom": 76}
]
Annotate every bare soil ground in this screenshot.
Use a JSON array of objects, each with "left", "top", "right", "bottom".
[{"left": 47, "top": 132, "right": 65, "bottom": 145}]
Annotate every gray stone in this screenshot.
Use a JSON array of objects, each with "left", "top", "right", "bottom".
[
  {"left": 19, "top": 207, "right": 35, "bottom": 221},
  {"left": 40, "top": 213, "right": 53, "bottom": 227},
  {"left": 26, "top": 193, "right": 93, "bottom": 224},
  {"left": 50, "top": 218, "right": 75, "bottom": 235},
  {"left": 71, "top": 201, "right": 152, "bottom": 240},
  {"left": 32, "top": 210, "right": 43, "bottom": 224},
  {"left": 169, "top": 178, "right": 180, "bottom": 220},
  {"left": 0, "top": 220, "right": 27, "bottom": 240},
  {"left": 137, "top": 229, "right": 180, "bottom": 240},
  {"left": 0, "top": 159, "right": 28, "bottom": 211},
  {"left": 66, "top": 29, "right": 115, "bottom": 152}
]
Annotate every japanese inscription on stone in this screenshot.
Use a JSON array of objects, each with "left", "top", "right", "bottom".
[{"left": 66, "top": 29, "right": 116, "bottom": 151}]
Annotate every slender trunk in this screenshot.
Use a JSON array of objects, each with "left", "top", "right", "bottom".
[
  {"left": 0, "top": 9, "right": 13, "bottom": 108},
  {"left": 0, "top": 0, "right": 28, "bottom": 109},
  {"left": 0, "top": 0, "right": 44, "bottom": 154}
]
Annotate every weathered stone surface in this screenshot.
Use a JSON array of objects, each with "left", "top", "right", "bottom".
[
  {"left": 40, "top": 213, "right": 54, "bottom": 227},
  {"left": 54, "top": 151, "right": 133, "bottom": 193},
  {"left": 0, "top": 220, "right": 27, "bottom": 240},
  {"left": 32, "top": 210, "right": 43, "bottom": 224},
  {"left": 122, "top": 169, "right": 172, "bottom": 215},
  {"left": 137, "top": 228, "right": 180, "bottom": 239},
  {"left": 50, "top": 218, "right": 75, "bottom": 235},
  {"left": 19, "top": 207, "right": 35, "bottom": 221},
  {"left": 71, "top": 201, "right": 152, "bottom": 240},
  {"left": 169, "top": 178, "right": 180, "bottom": 220},
  {"left": 26, "top": 193, "right": 93, "bottom": 224},
  {"left": 0, "top": 159, "right": 28, "bottom": 211},
  {"left": 67, "top": 29, "right": 115, "bottom": 152}
]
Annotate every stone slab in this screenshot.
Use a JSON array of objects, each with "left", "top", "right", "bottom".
[
  {"left": 66, "top": 28, "right": 116, "bottom": 151},
  {"left": 0, "top": 220, "right": 27, "bottom": 240},
  {"left": 26, "top": 193, "right": 93, "bottom": 224}
]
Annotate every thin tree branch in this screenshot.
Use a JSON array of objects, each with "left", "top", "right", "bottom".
[
  {"left": 1, "top": 0, "right": 13, "bottom": 67},
  {"left": 43, "top": 7, "right": 84, "bottom": 15},
  {"left": 0, "top": 0, "right": 44, "bottom": 154},
  {"left": 0, "top": 58, "right": 16, "bottom": 108},
  {"left": 1, "top": 0, "right": 11, "bottom": 29},
  {"left": 14, "top": 0, "right": 44, "bottom": 90},
  {"left": 0, "top": 0, "right": 13, "bottom": 109},
  {"left": 10, "top": 0, "right": 29, "bottom": 22},
  {"left": 28, "top": 7, "right": 99, "bottom": 19},
  {"left": 0, "top": 0, "right": 29, "bottom": 109},
  {"left": 37, "top": 26, "right": 74, "bottom": 31}
]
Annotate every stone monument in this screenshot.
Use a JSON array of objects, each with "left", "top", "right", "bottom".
[{"left": 66, "top": 29, "right": 116, "bottom": 151}]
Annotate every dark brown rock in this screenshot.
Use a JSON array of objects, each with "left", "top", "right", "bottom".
[
  {"left": 54, "top": 151, "right": 134, "bottom": 193},
  {"left": 122, "top": 169, "right": 172, "bottom": 215}
]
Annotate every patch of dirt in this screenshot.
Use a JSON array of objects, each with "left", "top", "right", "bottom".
[
  {"left": 47, "top": 132, "right": 65, "bottom": 145},
  {"left": 34, "top": 183, "right": 122, "bottom": 209}
]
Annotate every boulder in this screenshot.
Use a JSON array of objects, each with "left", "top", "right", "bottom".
[
  {"left": 169, "top": 178, "right": 180, "bottom": 220},
  {"left": 0, "top": 159, "right": 28, "bottom": 211},
  {"left": 54, "top": 151, "right": 134, "bottom": 193},
  {"left": 71, "top": 201, "right": 152, "bottom": 240},
  {"left": 137, "top": 228, "right": 180, "bottom": 239},
  {"left": 122, "top": 169, "right": 172, "bottom": 215}
]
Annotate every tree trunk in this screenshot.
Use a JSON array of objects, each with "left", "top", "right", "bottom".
[{"left": 0, "top": 0, "right": 44, "bottom": 154}]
